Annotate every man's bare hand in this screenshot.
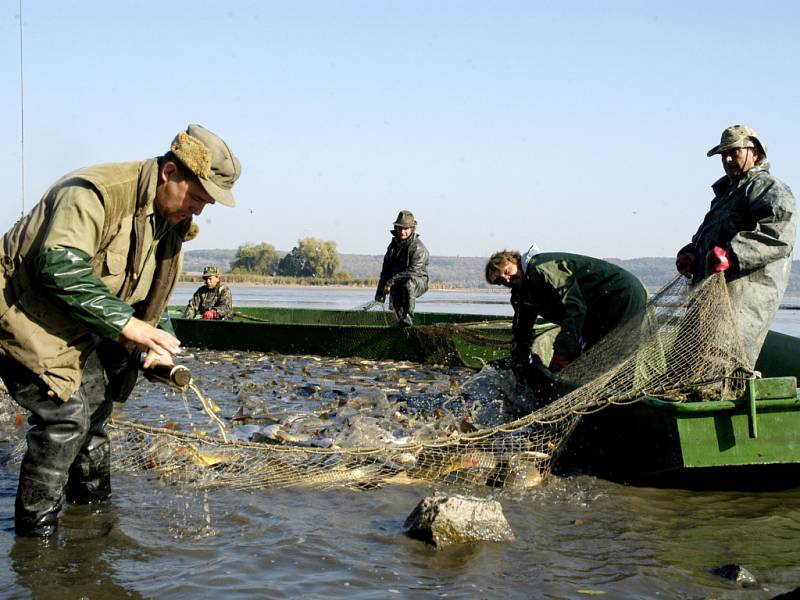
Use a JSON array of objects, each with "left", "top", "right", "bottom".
[
  {"left": 140, "top": 349, "right": 175, "bottom": 370},
  {"left": 120, "top": 317, "right": 181, "bottom": 362}
]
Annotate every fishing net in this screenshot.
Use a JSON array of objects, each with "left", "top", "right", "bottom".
[
  {"left": 94, "top": 273, "right": 752, "bottom": 492},
  {"left": 222, "top": 303, "right": 516, "bottom": 367}
]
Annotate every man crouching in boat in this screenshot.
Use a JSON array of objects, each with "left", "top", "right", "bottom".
[
  {"left": 184, "top": 265, "right": 233, "bottom": 320},
  {"left": 486, "top": 248, "right": 648, "bottom": 379},
  {"left": 375, "top": 210, "right": 430, "bottom": 327},
  {"left": 0, "top": 124, "right": 240, "bottom": 537},
  {"left": 675, "top": 125, "right": 796, "bottom": 368}
]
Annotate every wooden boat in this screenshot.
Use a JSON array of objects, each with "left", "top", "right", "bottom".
[{"left": 168, "top": 306, "right": 552, "bottom": 368}]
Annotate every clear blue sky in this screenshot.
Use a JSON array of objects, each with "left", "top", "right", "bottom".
[{"left": 1, "top": 1, "right": 798, "bottom": 259}]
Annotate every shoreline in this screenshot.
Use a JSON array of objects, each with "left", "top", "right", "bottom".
[{"left": 176, "top": 281, "right": 500, "bottom": 293}]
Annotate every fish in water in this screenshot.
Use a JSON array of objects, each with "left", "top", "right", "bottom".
[{"left": 487, "top": 453, "right": 545, "bottom": 489}]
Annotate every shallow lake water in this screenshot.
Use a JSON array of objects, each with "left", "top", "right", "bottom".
[{"left": 1, "top": 286, "right": 799, "bottom": 599}]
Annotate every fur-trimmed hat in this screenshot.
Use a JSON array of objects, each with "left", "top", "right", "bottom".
[{"left": 170, "top": 124, "right": 241, "bottom": 207}]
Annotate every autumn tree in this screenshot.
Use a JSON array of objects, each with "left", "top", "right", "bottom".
[
  {"left": 277, "top": 237, "right": 340, "bottom": 277},
  {"left": 230, "top": 242, "right": 280, "bottom": 275}
]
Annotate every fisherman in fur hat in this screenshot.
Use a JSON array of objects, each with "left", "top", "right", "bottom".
[
  {"left": 0, "top": 124, "right": 241, "bottom": 536},
  {"left": 375, "top": 210, "right": 430, "bottom": 326},
  {"left": 675, "top": 124, "right": 796, "bottom": 367}
]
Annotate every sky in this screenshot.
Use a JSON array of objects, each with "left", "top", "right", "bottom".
[{"left": 0, "top": 1, "right": 798, "bottom": 260}]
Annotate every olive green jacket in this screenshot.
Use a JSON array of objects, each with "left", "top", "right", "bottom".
[
  {"left": 511, "top": 251, "right": 648, "bottom": 361},
  {"left": 0, "top": 160, "right": 190, "bottom": 401}
]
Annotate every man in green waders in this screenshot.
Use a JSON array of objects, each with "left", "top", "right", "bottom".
[
  {"left": 0, "top": 124, "right": 241, "bottom": 536},
  {"left": 486, "top": 248, "right": 647, "bottom": 380}
]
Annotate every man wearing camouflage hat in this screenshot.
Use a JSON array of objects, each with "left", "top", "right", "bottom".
[
  {"left": 375, "top": 210, "right": 430, "bottom": 326},
  {"left": 184, "top": 265, "right": 234, "bottom": 320},
  {"left": 675, "top": 124, "right": 796, "bottom": 366},
  {"left": 0, "top": 124, "right": 240, "bottom": 536}
]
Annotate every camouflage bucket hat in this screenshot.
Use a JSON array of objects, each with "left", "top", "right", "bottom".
[
  {"left": 707, "top": 124, "right": 767, "bottom": 157},
  {"left": 393, "top": 210, "right": 417, "bottom": 228},
  {"left": 170, "top": 124, "right": 241, "bottom": 207},
  {"left": 202, "top": 265, "right": 220, "bottom": 277}
]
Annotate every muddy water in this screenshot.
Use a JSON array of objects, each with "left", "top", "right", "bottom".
[{"left": 1, "top": 349, "right": 800, "bottom": 599}]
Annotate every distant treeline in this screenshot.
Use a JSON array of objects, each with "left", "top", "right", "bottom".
[
  {"left": 181, "top": 272, "right": 458, "bottom": 289},
  {"left": 182, "top": 249, "right": 800, "bottom": 293}
]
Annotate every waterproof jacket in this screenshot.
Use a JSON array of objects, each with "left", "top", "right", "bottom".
[
  {"left": 511, "top": 252, "right": 647, "bottom": 362},
  {"left": 0, "top": 160, "right": 189, "bottom": 401},
  {"left": 376, "top": 232, "right": 429, "bottom": 296},
  {"left": 679, "top": 162, "right": 796, "bottom": 366},
  {"left": 184, "top": 284, "right": 233, "bottom": 319}
]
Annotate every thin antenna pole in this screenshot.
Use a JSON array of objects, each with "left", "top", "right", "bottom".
[{"left": 18, "top": 0, "right": 25, "bottom": 216}]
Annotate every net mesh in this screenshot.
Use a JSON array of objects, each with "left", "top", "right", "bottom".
[
  {"left": 218, "top": 303, "right": 515, "bottom": 367},
  {"left": 12, "top": 274, "right": 754, "bottom": 492}
]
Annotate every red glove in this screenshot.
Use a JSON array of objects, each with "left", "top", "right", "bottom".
[
  {"left": 675, "top": 251, "right": 695, "bottom": 276},
  {"left": 202, "top": 309, "right": 218, "bottom": 320},
  {"left": 706, "top": 246, "right": 730, "bottom": 273},
  {"left": 548, "top": 353, "right": 571, "bottom": 372}
]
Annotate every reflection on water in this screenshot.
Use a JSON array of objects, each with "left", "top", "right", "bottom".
[{"left": 8, "top": 503, "right": 147, "bottom": 599}]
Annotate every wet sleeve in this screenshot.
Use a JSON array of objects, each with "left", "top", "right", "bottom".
[
  {"left": 34, "top": 247, "right": 134, "bottom": 339},
  {"left": 729, "top": 178, "right": 797, "bottom": 275},
  {"left": 510, "top": 290, "right": 537, "bottom": 363},
  {"left": 406, "top": 242, "right": 429, "bottom": 279},
  {"left": 540, "top": 263, "right": 586, "bottom": 358},
  {"left": 377, "top": 247, "right": 392, "bottom": 292}
]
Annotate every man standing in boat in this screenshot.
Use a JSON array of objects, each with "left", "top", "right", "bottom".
[
  {"left": 184, "top": 265, "right": 234, "bottom": 320},
  {"left": 675, "top": 125, "right": 796, "bottom": 367},
  {"left": 375, "top": 210, "right": 430, "bottom": 327},
  {"left": 486, "top": 248, "right": 647, "bottom": 375},
  {"left": 0, "top": 124, "right": 241, "bottom": 536}
]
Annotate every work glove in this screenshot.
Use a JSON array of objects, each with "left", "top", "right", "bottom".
[
  {"left": 548, "top": 352, "right": 571, "bottom": 372},
  {"left": 706, "top": 246, "right": 730, "bottom": 273},
  {"left": 202, "top": 309, "right": 218, "bottom": 320},
  {"left": 675, "top": 251, "right": 695, "bottom": 276}
]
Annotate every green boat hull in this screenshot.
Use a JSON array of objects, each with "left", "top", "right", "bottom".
[
  {"left": 559, "top": 372, "right": 800, "bottom": 486},
  {"left": 169, "top": 306, "right": 536, "bottom": 367}
]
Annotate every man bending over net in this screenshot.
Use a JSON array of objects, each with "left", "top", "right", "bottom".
[{"left": 486, "top": 247, "right": 648, "bottom": 384}]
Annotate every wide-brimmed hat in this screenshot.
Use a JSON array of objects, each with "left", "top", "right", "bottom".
[
  {"left": 393, "top": 210, "right": 417, "bottom": 228},
  {"left": 170, "top": 124, "right": 241, "bottom": 207},
  {"left": 707, "top": 124, "right": 767, "bottom": 157},
  {"left": 202, "top": 265, "right": 220, "bottom": 277}
]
